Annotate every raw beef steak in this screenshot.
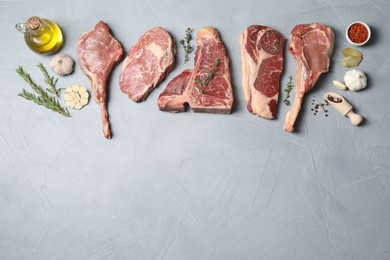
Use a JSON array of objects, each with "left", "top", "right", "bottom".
[
  {"left": 77, "top": 21, "right": 123, "bottom": 139},
  {"left": 158, "top": 69, "right": 192, "bottom": 112},
  {"left": 120, "top": 27, "right": 176, "bottom": 102},
  {"left": 284, "top": 23, "right": 334, "bottom": 132},
  {"left": 158, "top": 26, "right": 233, "bottom": 114},
  {"left": 240, "top": 25, "right": 285, "bottom": 119}
]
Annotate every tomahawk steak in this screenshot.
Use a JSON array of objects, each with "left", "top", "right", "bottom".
[
  {"left": 284, "top": 23, "right": 334, "bottom": 132},
  {"left": 158, "top": 26, "right": 233, "bottom": 114},
  {"left": 77, "top": 21, "right": 123, "bottom": 139},
  {"left": 120, "top": 27, "right": 176, "bottom": 102},
  {"left": 240, "top": 25, "right": 285, "bottom": 119}
]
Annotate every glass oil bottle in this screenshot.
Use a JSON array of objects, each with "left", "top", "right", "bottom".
[{"left": 16, "top": 16, "right": 64, "bottom": 55}]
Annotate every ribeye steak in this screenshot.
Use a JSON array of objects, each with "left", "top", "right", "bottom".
[
  {"left": 158, "top": 26, "right": 233, "bottom": 114},
  {"left": 284, "top": 23, "right": 334, "bottom": 132},
  {"left": 77, "top": 21, "right": 123, "bottom": 139},
  {"left": 120, "top": 27, "right": 176, "bottom": 102},
  {"left": 240, "top": 25, "right": 285, "bottom": 119}
]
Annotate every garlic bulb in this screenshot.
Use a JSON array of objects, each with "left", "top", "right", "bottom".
[
  {"left": 50, "top": 54, "right": 74, "bottom": 76},
  {"left": 344, "top": 69, "right": 367, "bottom": 91},
  {"left": 64, "top": 85, "right": 89, "bottom": 109}
]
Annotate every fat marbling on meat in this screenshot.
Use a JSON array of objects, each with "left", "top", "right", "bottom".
[
  {"left": 240, "top": 25, "right": 285, "bottom": 119},
  {"left": 119, "top": 27, "right": 176, "bottom": 102},
  {"left": 158, "top": 26, "right": 234, "bottom": 114}
]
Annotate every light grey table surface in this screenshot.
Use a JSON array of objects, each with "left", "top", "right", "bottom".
[{"left": 1, "top": 0, "right": 390, "bottom": 259}]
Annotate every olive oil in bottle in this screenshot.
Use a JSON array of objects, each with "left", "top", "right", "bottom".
[{"left": 16, "top": 16, "right": 64, "bottom": 55}]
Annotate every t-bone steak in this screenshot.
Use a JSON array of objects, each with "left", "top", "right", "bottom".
[
  {"left": 284, "top": 23, "right": 334, "bottom": 132},
  {"left": 77, "top": 21, "right": 123, "bottom": 139},
  {"left": 240, "top": 25, "right": 285, "bottom": 119},
  {"left": 158, "top": 26, "right": 233, "bottom": 114},
  {"left": 119, "top": 27, "right": 176, "bottom": 102}
]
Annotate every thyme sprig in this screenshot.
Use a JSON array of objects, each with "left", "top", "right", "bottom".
[
  {"left": 283, "top": 76, "right": 294, "bottom": 106},
  {"left": 16, "top": 65, "right": 71, "bottom": 117},
  {"left": 195, "top": 58, "right": 221, "bottom": 94},
  {"left": 179, "top": 27, "right": 193, "bottom": 63}
]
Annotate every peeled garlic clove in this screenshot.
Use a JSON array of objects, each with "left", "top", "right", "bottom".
[
  {"left": 64, "top": 93, "right": 73, "bottom": 101},
  {"left": 332, "top": 80, "right": 348, "bottom": 90},
  {"left": 71, "top": 85, "right": 80, "bottom": 92},
  {"left": 78, "top": 87, "right": 87, "bottom": 94},
  {"left": 80, "top": 98, "right": 88, "bottom": 106},
  {"left": 74, "top": 103, "right": 83, "bottom": 110},
  {"left": 68, "top": 100, "right": 76, "bottom": 108},
  {"left": 51, "top": 54, "right": 74, "bottom": 76},
  {"left": 80, "top": 92, "right": 89, "bottom": 98}
]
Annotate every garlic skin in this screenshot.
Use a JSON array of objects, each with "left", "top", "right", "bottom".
[
  {"left": 344, "top": 69, "right": 367, "bottom": 91},
  {"left": 50, "top": 54, "right": 74, "bottom": 76}
]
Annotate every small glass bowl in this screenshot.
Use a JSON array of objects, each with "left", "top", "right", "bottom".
[{"left": 346, "top": 21, "right": 371, "bottom": 46}]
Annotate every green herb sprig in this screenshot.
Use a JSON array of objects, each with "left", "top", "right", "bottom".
[
  {"left": 195, "top": 58, "right": 221, "bottom": 94},
  {"left": 283, "top": 76, "right": 294, "bottom": 106},
  {"left": 179, "top": 27, "right": 193, "bottom": 63},
  {"left": 16, "top": 65, "right": 71, "bottom": 117},
  {"left": 37, "top": 63, "right": 61, "bottom": 97}
]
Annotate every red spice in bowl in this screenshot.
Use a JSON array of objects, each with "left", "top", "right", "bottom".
[{"left": 346, "top": 22, "right": 371, "bottom": 46}]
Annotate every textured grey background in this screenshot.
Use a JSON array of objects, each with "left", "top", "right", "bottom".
[{"left": 1, "top": 0, "right": 390, "bottom": 259}]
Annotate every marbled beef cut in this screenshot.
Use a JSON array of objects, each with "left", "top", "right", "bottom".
[
  {"left": 77, "top": 21, "right": 123, "bottom": 139},
  {"left": 284, "top": 23, "right": 334, "bottom": 132},
  {"left": 158, "top": 69, "right": 192, "bottom": 112},
  {"left": 158, "top": 26, "right": 233, "bottom": 114},
  {"left": 120, "top": 27, "right": 176, "bottom": 102},
  {"left": 240, "top": 25, "right": 285, "bottom": 119}
]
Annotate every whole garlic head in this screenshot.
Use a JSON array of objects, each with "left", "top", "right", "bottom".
[
  {"left": 50, "top": 54, "right": 74, "bottom": 76},
  {"left": 344, "top": 69, "right": 367, "bottom": 91}
]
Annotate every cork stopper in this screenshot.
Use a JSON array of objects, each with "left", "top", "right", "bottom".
[{"left": 27, "top": 16, "right": 40, "bottom": 30}]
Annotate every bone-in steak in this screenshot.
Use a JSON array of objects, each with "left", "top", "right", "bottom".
[
  {"left": 240, "top": 25, "right": 285, "bottom": 119},
  {"left": 120, "top": 27, "right": 176, "bottom": 102},
  {"left": 158, "top": 69, "right": 192, "bottom": 112},
  {"left": 77, "top": 21, "right": 123, "bottom": 139},
  {"left": 158, "top": 26, "right": 233, "bottom": 114},
  {"left": 284, "top": 23, "right": 334, "bottom": 132}
]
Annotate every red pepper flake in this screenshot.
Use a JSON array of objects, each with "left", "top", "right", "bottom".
[{"left": 348, "top": 23, "right": 369, "bottom": 44}]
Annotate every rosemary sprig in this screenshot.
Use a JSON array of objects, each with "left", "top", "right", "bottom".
[
  {"left": 179, "top": 27, "right": 193, "bottom": 63},
  {"left": 16, "top": 66, "right": 71, "bottom": 117},
  {"left": 195, "top": 58, "right": 221, "bottom": 94},
  {"left": 37, "top": 63, "right": 60, "bottom": 97},
  {"left": 283, "top": 76, "right": 294, "bottom": 106}
]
